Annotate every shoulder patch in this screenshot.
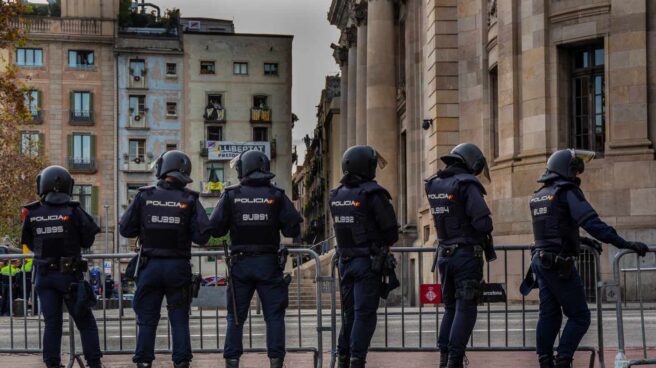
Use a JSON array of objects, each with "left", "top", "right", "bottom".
[{"left": 23, "top": 201, "right": 41, "bottom": 210}]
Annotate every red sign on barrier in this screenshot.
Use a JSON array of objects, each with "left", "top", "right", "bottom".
[{"left": 420, "top": 284, "right": 442, "bottom": 304}]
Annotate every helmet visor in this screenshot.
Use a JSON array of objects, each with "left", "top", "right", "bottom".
[
  {"left": 375, "top": 150, "right": 387, "bottom": 170},
  {"left": 571, "top": 149, "right": 595, "bottom": 163},
  {"left": 229, "top": 155, "right": 240, "bottom": 169},
  {"left": 482, "top": 163, "right": 491, "bottom": 183}
]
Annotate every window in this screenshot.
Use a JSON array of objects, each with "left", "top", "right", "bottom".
[
  {"left": 233, "top": 62, "right": 248, "bottom": 75},
  {"left": 129, "top": 139, "right": 146, "bottom": 163},
  {"left": 253, "top": 127, "right": 268, "bottom": 142},
  {"left": 68, "top": 133, "right": 95, "bottom": 172},
  {"left": 205, "top": 94, "right": 225, "bottom": 122},
  {"left": 71, "top": 134, "right": 92, "bottom": 163},
  {"left": 129, "top": 59, "right": 146, "bottom": 77},
  {"left": 208, "top": 94, "right": 223, "bottom": 107},
  {"left": 16, "top": 48, "right": 43, "bottom": 67},
  {"left": 24, "top": 90, "right": 41, "bottom": 118},
  {"left": 70, "top": 91, "right": 93, "bottom": 121},
  {"left": 20, "top": 131, "right": 41, "bottom": 156},
  {"left": 127, "top": 184, "right": 145, "bottom": 204},
  {"left": 166, "top": 63, "right": 177, "bottom": 76},
  {"left": 72, "top": 185, "right": 94, "bottom": 214},
  {"left": 129, "top": 95, "right": 146, "bottom": 126},
  {"left": 253, "top": 95, "right": 268, "bottom": 109},
  {"left": 264, "top": 63, "right": 279, "bottom": 76},
  {"left": 489, "top": 66, "right": 499, "bottom": 159},
  {"left": 68, "top": 50, "right": 94, "bottom": 68},
  {"left": 206, "top": 164, "right": 225, "bottom": 182},
  {"left": 207, "top": 126, "right": 223, "bottom": 141},
  {"left": 166, "top": 144, "right": 177, "bottom": 151},
  {"left": 571, "top": 44, "right": 605, "bottom": 154},
  {"left": 200, "top": 61, "right": 215, "bottom": 74},
  {"left": 166, "top": 102, "right": 177, "bottom": 117}
]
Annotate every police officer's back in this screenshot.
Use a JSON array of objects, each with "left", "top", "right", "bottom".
[
  {"left": 119, "top": 150, "right": 210, "bottom": 368},
  {"left": 208, "top": 150, "right": 302, "bottom": 368},
  {"left": 526, "top": 149, "right": 649, "bottom": 368},
  {"left": 329, "top": 145, "right": 398, "bottom": 368},
  {"left": 20, "top": 165, "right": 103, "bottom": 368},
  {"left": 425, "top": 143, "right": 493, "bottom": 368}
]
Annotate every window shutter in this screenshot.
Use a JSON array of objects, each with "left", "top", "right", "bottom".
[
  {"left": 91, "top": 186, "right": 99, "bottom": 215},
  {"left": 69, "top": 91, "right": 74, "bottom": 115},
  {"left": 67, "top": 134, "right": 73, "bottom": 160},
  {"left": 38, "top": 133, "right": 45, "bottom": 156},
  {"left": 90, "top": 134, "right": 97, "bottom": 160},
  {"left": 37, "top": 90, "right": 42, "bottom": 109},
  {"left": 89, "top": 92, "right": 94, "bottom": 121}
]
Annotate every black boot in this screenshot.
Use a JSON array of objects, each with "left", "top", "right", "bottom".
[
  {"left": 539, "top": 354, "right": 555, "bottom": 368},
  {"left": 439, "top": 352, "right": 449, "bottom": 368},
  {"left": 446, "top": 355, "right": 464, "bottom": 368},
  {"left": 225, "top": 358, "right": 240, "bottom": 368},
  {"left": 174, "top": 361, "right": 190, "bottom": 368},
  {"left": 269, "top": 357, "right": 284, "bottom": 368},
  {"left": 349, "top": 357, "right": 366, "bottom": 368},
  {"left": 338, "top": 355, "right": 351, "bottom": 368},
  {"left": 554, "top": 356, "right": 572, "bottom": 368}
]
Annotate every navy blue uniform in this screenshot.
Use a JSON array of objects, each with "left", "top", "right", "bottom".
[
  {"left": 209, "top": 181, "right": 301, "bottom": 360},
  {"left": 119, "top": 181, "right": 210, "bottom": 365},
  {"left": 425, "top": 166, "right": 492, "bottom": 361},
  {"left": 20, "top": 200, "right": 102, "bottom": 368},
  {"left": 329, "top": 180, "right": 398, "bottom": 360},
  {"left": 529, "top": 179, "right": 629, "bottom": 360}
]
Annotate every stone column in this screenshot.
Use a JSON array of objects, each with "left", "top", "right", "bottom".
[
  {"left": 346, "top": 26, "right": 358, "bottom": 147},
  {"left": 366, "top": 0, "right": 398, "bottom": 203},
  {"left": 332, "top": 44, "right": 349, "bottom": 153},
  {"left": 354, "top": 1, "right": 368, "bottom": 145}
]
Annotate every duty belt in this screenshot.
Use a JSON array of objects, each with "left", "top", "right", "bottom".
[
  {"left": 37, "top": 257, "right": 86, "bottom": 274},
  {"left": 439, "top": 244, "right": 482, "bottom": 257}
]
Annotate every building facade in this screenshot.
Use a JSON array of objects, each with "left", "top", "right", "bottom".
[
  {"left": 182, "top": 18, "right": 294, "bottom": 215},
  {"left": 10, "top": 0, "right": 119, "bottom": 247},
  {"left": 328, "top": 0, "right": 656, "bottom": 299},
  {"left": 115, "top": 14, "right": 185, "bottom": 251}
]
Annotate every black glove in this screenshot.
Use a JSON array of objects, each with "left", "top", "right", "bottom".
[
  {"left": 580, "top": 237, "right": 603, "bottom": 254},
  {"left": 624, "top": 241, "right": 649, "bottom": 257}
]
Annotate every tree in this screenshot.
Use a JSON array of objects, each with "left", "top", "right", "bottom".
[{"left": 0, "top": 1, "right": 45, "bottom": 244}]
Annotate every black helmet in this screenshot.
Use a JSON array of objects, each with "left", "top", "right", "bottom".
[
  {"left": 233, "top": 150, "right": 273, "bottom": 180},
  {"left": 538, "top": 149, "right": 595, "bottom": 182},
  {"left": 37, "top": 165, "right": 74, "bottom": 205},
  {"left": 440, "top": 143, "right": 490, "bottom": 180},
  {"left": 155, "top": 150, "right": 193, "bottom": 184},
  {"left": 341, "top": 145, "right": 378, "bottom": 181}
]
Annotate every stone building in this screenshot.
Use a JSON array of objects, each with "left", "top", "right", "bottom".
[
  {"left": 8, "top": 0, "right": 119, "bottom": 246},
  {"left": 114, "top": 5, "right": 185, "bottom": 251},
  {"left": 329, "top": 0, "right": 656, "bottom": 301},
  {"left": 181, "top": 17, "right": 294, "bottom": 218}
]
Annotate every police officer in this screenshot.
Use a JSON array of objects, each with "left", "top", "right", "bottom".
[
  {"left": 208, "top": 150, "right": 302, "bottom": 368},
  {"left": 329, "top": 145, "right": 398, "bottom": 368},
  {"left": 425, "top": 143, "right": 494, "bottom": 368},
  {"left": 20, "top": 165, "right": 103, "bottom": 368},
  {"left": 526, "top": 149, "right": 649, "bottom": 368},
  {"left": 119, "top": 150, "right": 211, "bottom": 368}
]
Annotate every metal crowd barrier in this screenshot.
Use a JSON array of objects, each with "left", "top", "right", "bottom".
[
  {"left": 328, "top": 245, "right": 606, "bottom": 368},
  {"left": 0, "top": 248, "right": 330, "bottom": 368},
  {"left": 611, "top": 246, "right": 656, "bottom": 368}
]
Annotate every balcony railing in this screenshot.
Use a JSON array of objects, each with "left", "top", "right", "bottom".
[
  {"left": 29, "top": 110, "right": 43, "bottom": 124},
  {"left": 128, "top": 113, "right": 147, "bottom": 129},
  {"left": 200, "top": 181, "right": 225, "bottom": 197},
  {"left": 250, "top": 108, "right": 272, "bottom": 123},
  {"left": 70, "top": 110, "right": 94, "bottom": 125},
  {"left": 68, "top": 158, "right": 96, "bottom": 173},
  {"left": 123, "top": 157, "right": 150, "bottom": 172},
  {"left": 203, "top": 107, "right": 226, "bottom": 123},
  {"left": 10, "top": 17, "right": 103, "bottom": 35}
]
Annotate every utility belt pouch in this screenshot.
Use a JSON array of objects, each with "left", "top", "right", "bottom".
[
  {"left": 191, "top": 273, "right": 201, "bottom": 299},
  {"left": 370, "top": 245, "right": 387, "bottom": 273},
  {"left": 278, "top": 247, "right": 289, "bottom": 270},
  {"left": 439, "top": 244, "right": 458, "bottom": 257},
  {"left": 555, "top": 255, "right": 574, "bottom": 279},
  {"left": 538, "top": 251, "right": 555, "bottom": 270}
]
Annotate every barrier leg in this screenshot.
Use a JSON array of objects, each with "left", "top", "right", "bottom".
[{"left": 66, "top": 315, "right": 84, "bottom": 368}]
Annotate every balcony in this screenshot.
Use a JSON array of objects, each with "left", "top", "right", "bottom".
[
  {"left": 68, "top": 158, "right": 97, "bottom": 173},
  {"left": 123, "top": 157, "right": 151, "bottom": 172},
  {"left": 69, "top": 110, "right": 94, "bottom": 125},
  {"left": 200, "top": 181, "right": 225, "bottom": 197},
  {"left": 250, "top": 108, "right": 272, "bottom": 123},
  {"left": 127, "top": 113, "right": 148, "bottom": 129},
  {"left": 128, "top": 72, "right": 147, "bottom": 89},
  {"left": 203, "top": 107, "right": 226, "bottom": 123},
  {"left": 29, "top": 110, "right": 43, "bottom": 124},
  {"left": 9, "top": 17, "right": 105, "bottom": 36}
]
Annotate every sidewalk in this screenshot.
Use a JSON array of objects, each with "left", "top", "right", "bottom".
[{"left": 1, "top": 348, "right": 652, "bottom": 367}]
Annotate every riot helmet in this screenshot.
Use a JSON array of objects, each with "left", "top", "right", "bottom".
[
  {"left": 341, "top": 145, "right": 379, "bottom": 181},
  {"left": 232, "top": 150, "right": 274, "bottom": 180},
  {"left": 440, "top": 143, "right": 490, "bottom": 181},
  {"left": 155, "top": 150, "right": 193, "bottom": 184},
  {"left": 538, "top": 149, "right": 595, "bottom": 182},
  {"left": 36, "top": 165, "right": 74, "bottom": 205}
]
